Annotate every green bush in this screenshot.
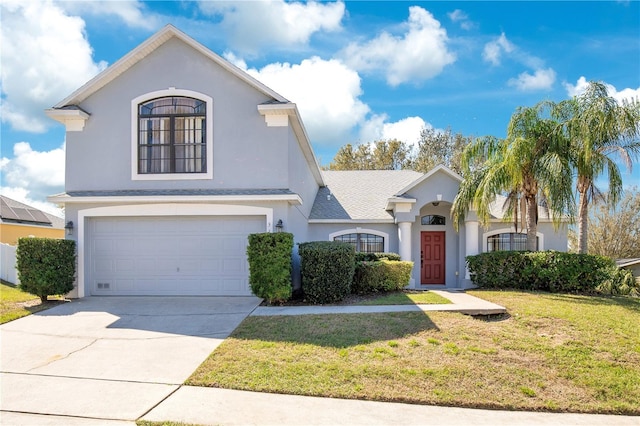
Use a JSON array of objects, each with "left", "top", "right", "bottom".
[
  {"left": 597, "top": 267, "right": 640, "bottom": 297},
  {"left": 466, "top": 251, "right": 639, "bottom": 295},
  {"left": 247, "top": 233, "right": 294, "bottom": 304},
  {"left": 381, "top": 260, "right": 413, "bottom": 291},
  {"left": 352, "top": 259, "right": 413, "bottom": 294},
  {"left": 299, "top": 241, "right": 355, "bottom": 304},
  {"left": 352, "top": 261, "right": 385, "bottom": 294},
  {"left": 354, "top": 252, "right": 402, "bottom": 262},
  {"left": 16, "top": 237, "right": 76, "bottom": 302}
]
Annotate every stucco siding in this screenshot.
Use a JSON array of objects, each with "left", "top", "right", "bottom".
[
  {"left": 65, "top": 37, "right": 289, "bottom": 192},
  {"left": 0, "top": 223, "right": 64, "bottom": 245}
]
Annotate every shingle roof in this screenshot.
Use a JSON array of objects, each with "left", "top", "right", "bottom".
[
  {"left": 0, "top": 195, "right": 64, "bottom": 228},
  {"left": 310, "top": 170, "right": 423, "bottom": 221}
]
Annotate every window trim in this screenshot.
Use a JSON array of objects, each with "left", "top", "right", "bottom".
[
  {"left": 329, "top": 228, "right": 389, "bottom": 253},
  {"left": 131, "top": 89, "right": 213, "bottom": 181},
  {"left": 421, "top": 215, "right": 446, "bottom": 225},
  {"left": 483, "top": 228, "right": 544, "bottom": 252}
]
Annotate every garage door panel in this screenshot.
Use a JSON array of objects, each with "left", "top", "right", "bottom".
[{"left": 88, "top": 215, "right": 264, "bottom": 296}]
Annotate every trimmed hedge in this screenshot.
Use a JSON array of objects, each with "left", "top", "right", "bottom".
[
  {"left": 299, "top": 241, "right": 355, "bottom": 304},
  {"left": 247, "top": 233, "right": 294, "bottom": 304},
  {"left": 16, "top": 237, "right": 76, "bottom": 302},
  {"left": 352, "top": 260, "right": 413, "bottom": 294},
  {"left": 466, "top": 251, "right": 640, "bottom": 296},
  {"left": 354, "top": 252, "right": 402, "bottom": 262}
]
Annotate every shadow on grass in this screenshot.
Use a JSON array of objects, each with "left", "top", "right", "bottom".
[
  {"left": 541, "top": 292, "right": 640, "bottom": 314},
  {"left": 231, "top": 311, "right": 440, "bottom": 348}
]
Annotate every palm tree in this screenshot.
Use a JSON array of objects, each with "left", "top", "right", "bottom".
[
  {"left": 452, "top": 102, "right": 573, "bottom": 251},
  {"left": 563, "top": 81, "right": 640, "bottom": 254}
]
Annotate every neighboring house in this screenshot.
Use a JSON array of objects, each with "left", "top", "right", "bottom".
[
  {"left": 617, "top": 259, "right": 640, "bottom": 281},
  {"left": 47, "top": 25, "right": 568, "bottom": 298},
  {"left": 0, "top": 195, "right": 64, "bottom": 245},
  {"left": 0, "top": 196, "right": 65, "bottom": 285}
]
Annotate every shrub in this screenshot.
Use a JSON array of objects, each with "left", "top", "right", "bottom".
[
  {"left": 466, "top": 251, "right": 639, "bottom": 295},
  {"left": 352, "top": 259, "right": 413, "bottom": 294},
  {"left": 597, "top": 267, "right": 640, "bottom": 297},
  {"left": 381, "top": 260, "right": 413, "bottom": 291},
  {"left": 352, "top": 261, "right": 385, "bottom": 294},
  {"left": 16, "top": 237, "right": 76, "bottom": 302},
  {"left": 299, "top": 241, "right": 355, "bottom": 304},
  {"left": 247, "top": 233, "right": 293, "bottom": 304},
  {"left": 355, "top": 252, "right": 401, "bottom": 262}
]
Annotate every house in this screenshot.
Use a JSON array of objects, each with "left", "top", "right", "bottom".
[
  {"left": 47, "top": 25, "right": 568, "bottom": 298},
  {"left": 617, "top": 258, "right": 640, "bottom": 281},
  {"left": 1, "top": 195, "right": 64, "bottom": 245},
  {"left": 1, "top": 195, "right": 65, "bottom": 284}
]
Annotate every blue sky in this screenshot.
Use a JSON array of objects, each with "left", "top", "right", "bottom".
[{"left": 1, "top": 0, "right": 639, "bottom": 214}]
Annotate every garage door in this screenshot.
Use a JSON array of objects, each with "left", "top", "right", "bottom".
[{"left": 88, "top": 215, "right": 264, "bottom": 296}]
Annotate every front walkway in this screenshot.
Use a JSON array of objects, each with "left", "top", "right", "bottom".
[{"left": 251, "top": 290, "right": 507, "bottom": 316}]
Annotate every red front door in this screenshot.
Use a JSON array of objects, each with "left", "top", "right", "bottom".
[{"left": 421, "top": 231, "right": 445, "bottom": 285}]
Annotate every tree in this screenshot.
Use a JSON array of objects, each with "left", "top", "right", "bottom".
[
  {"left": 569, "top": 188, "right": 640, "bottom": 258},
  {"left": 562, "top": 81, "right": 640, "bottom": 254},
  {"left": 452, "top": 102, "right": 573, "bottom": 251},
  {"left": 413, "top": 127, "right": 471, "bottom": 174},
  {"left": 327, "top": 139, "right": 411, "bottom": 170}
]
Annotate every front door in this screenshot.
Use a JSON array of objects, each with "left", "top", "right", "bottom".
[{"left": 421, "top": 231, "right": 445, "bottom": 285}]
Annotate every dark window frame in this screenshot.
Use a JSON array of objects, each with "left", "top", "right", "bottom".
[
  {"left": 421, "top": 215, "right": 446, "bottom": 225},
  {"left": 487, "top": 233, "right": 539, "bottom": 252},
  {"left": 333, "top": 233, "right": 384, "bottom": 253},
  {"left": 138, "top": 96, "right": 207, "bottom": 174}
]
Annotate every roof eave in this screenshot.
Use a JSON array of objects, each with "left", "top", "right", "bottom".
[
  {"left": 53, "top": 24, "right": 289, "bottom": 109},
  {"left": 47, "top": 193, "right": 303, "bottom": 205}
]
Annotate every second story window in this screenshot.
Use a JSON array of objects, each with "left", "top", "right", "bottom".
[{"left": 138, "top": 96, "right": 206, "bottom": 174}]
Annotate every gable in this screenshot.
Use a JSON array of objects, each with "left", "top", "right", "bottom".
[
  {"left": 47, "top": 25, "right": 323, "bottom": 191},
  {"left": 51, "top": 25, "right": 287, "bottom": 109},
  {"left": 310, "top": 170, "right": 422, "bottom": 221}
]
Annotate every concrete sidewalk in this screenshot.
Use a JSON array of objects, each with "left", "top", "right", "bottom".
[
  {"left": 4, "top": 291, "right": 638, "bottom": 425},
  {"left": 140, "top": 386, "right": 639, "bottom": 426}
]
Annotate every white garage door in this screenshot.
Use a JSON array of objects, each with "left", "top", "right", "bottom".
[{"left": 88, "top": 215, "right": 264, "bottom": 296}]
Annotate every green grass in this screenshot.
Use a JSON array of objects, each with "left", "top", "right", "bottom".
[
  {"left": 359, "top": 290, "right": 451, "bottom": 305},
  {"left": 0, "top": 282, "right": 65, "bottom": 324},
  {"left": 187, "top": 290, "right": 640, "bottom": 414}
]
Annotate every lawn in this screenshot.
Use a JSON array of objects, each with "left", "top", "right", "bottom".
[
  {"left": 359, "top": 290, "right": 451, "bottom": 305},
  {"left": 187, "top": 290, "right": 640, "bottom": 414},
  {"left": 0, "top": 282, "right": 65, "bottom": 324}
]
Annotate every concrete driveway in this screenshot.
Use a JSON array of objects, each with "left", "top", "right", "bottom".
[{"left": 0, "top": 296, "right": 261, "bottom": 424}]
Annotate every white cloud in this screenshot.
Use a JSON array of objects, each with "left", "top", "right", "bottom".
[
  {"left": 508, "top": 68, "right": 556, "bottom": 91},
  {"left": 448, "top": 9, "right": 474, "bottom": 30},
  {"left": 483, "top": 32, "right": 514, "bottom": 66},
  {"left": 240, "top": 56, "right": 369, "bottom": 146},
  {"left": 198, "top": 0, "right": 344, "bottom": 54},
  {"left": 339, "top": 6, "right": 455, "bottom": 86},
  {"left": 58, "top": 0, "right": 158, "bottom": 30},
  {"left": 0, "top": 0, "right": 107, "bottom": 132},
  {"left": 359, "top": 115, "right": 431, "bottom": 148},
  {"left": 0, "top": 141, "right": 65, "bottom": 215},
  {"left": 564, "top": 76, "right": 640, "bottom": 103}
]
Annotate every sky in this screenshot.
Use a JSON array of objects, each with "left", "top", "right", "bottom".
[{"left": 1, "top": 0, "right": 639, "bottom": 216}]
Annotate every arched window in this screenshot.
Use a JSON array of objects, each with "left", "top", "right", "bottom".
[
  {"left": 333, "top": 233, "right": 385, "bottom": 253},
  {"left": 138, "top": 96, "right": 207, "bottom": 174},
  {"left": 487, "top": 233, "right": 538, "bottom": 251},
  {"left": 421, "top": 215, "right": 446, "bottom": 225}
]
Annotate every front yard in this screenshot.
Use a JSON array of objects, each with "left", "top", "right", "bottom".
[
  {"left": 0, "top": 282, "right": 65, "bottom": 324},
  {"left": 187, "top": 290, "right": 640, "bottom": 414}
]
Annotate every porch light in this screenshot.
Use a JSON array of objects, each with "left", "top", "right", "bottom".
[
  {"left": 275, "top": 219, "right": 284, "bottom": 232},
  {"left": 65, "top": 221, "right": 74, "bottom": 236}
]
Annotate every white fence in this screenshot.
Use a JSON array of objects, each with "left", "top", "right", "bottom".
[{"left": 1, "top": 243, "right": 19, "bottom": 285}]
